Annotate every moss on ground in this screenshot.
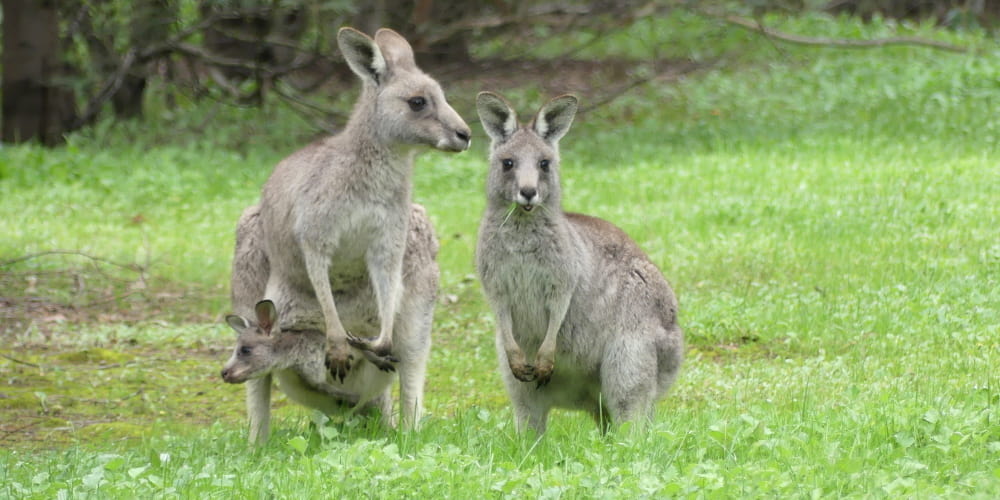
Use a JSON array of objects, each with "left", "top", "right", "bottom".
[{"left": 0, "top": 342, "right": 246, "bottom": 450}]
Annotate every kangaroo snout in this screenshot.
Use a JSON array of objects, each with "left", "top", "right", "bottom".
[
  {"left": 517, "top": 187, "right": 538, "bottom": 210},
  {"left": 220, "top": 367, "right": 237, "bottom": 383},
  {"left": 438, "top": 123, "right": 472, "bottom": 152},
  {"left": 220, "top": 362, "right": 248, "bottom": 384}
]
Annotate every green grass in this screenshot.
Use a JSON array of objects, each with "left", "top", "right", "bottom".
[{"left": 2, "top": 13, "right": 999, "bottom": 498}]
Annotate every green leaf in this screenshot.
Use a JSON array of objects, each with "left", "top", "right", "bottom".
[
  {"left": 288, "top": 435, "right": 309, "bottom": 455},
  {"left": 103, "top": 457, "right": 125, "bottom": 472},
  {"left": 894, "top": 432, "right": 916, "bottom": 449},
  {"left": 128, "top": 465, "right": 149, "bottom": 479}
]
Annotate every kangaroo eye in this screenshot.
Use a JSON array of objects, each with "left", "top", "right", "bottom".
[
  {"left": 407, "top": 96, "right": 427, "bottom": 112},
  {"left": 239, "top": 346, "right": 252, "bottom": 356},
  {"left": 501, "top": 159, "right": 514, "bottom": 171},
  {"left": 539, "top": 159, "right": 550, "bottom": 172}
]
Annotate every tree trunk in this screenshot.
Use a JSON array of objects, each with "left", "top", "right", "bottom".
[
  {"left": 110, "top": 75, "right": 148, "bottom": 119},
  {"left": 112, "top": 0, "right": 176, "bottom": 119},
  {"left": 2, "top": 0, "right": 77, "bottom": 145}
]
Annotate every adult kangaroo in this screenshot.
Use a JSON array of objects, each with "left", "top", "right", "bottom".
[
  {"left": 475, "top": 92, "right": 683, "bottom": 434},
  {"left": 230, "top": 27, "right": 467, "bottom": 442}
]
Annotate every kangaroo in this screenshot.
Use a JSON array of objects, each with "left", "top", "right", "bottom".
[
  {"left": 474, "top": 92, "right": 684, "bottom": 434},
  {"left": 229, "top": 27, "right": 466, "bottom": 442},
  {"left": 231, "top": 202, "right": 439, "bottom": 443},
  {"left": 256, "top": 27, "right": 469, "bottom": 379},
  {"left": 221, "top": 299, "right": 392, "bottom": 430}
]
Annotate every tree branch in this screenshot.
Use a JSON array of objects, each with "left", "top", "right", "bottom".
[
  {"left": 708, "top": 11, "right": 972, "bottom": 54},
  {"left": 71, "top": 49, "right": 138, "bottom": 129}
]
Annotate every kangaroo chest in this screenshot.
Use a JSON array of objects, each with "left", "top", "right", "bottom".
[
  {"left": 320, "top": 199, "right": 407, "bottom": 286},
  {"left": 492, "top": 244, "right": 577, "bottom": 347}
]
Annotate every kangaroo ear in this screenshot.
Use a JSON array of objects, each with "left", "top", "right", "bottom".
[
  {"left": 254, "top": 300, "right": 278, "bottom": 335},
  {"left": 226, "top": 315, "right": 250, "bottom": 334},
  {"left": 532, "top": 95, "right": 578, "bottom": 144},
  {"left": 338, "top": 27, "right": 386, "bottom": 85},
  {"left": 374, "top": 28, "right": 417, "bottom": 73},
  {"left": 477, "top": 92, "right": 518, "bottom": 143}
]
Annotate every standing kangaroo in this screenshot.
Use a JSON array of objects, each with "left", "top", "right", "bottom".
[
  {"left": 475, "top": 92, "right": 684, "bottom": 434},
  {"left": 221, "top": 300, "right": 392, "bottom": 431},
  {"left": 231, "top": 202, "right": 439, "bottom": 443},
  {"left": 230, "top": 27, "right": 465, "bottom": 442}
]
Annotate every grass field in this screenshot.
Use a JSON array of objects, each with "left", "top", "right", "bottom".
[{"left": 1, "top": 12, "right": 998, "bottom": 498}]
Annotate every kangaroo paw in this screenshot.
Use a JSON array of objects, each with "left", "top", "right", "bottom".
[
  {"left": 325, "top": 344, "right": 354, "bottom": 383},
  {"left": 535, "top": 372, "right": 552, "bottom": 389},
  {"left": 510, "top": 363, "right": 537, "bottom": 383},
  {"left": 534, "top": 358, "right": 554, "bottom": 388}
]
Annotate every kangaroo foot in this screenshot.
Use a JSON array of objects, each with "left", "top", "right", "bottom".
[
  {"left": 325, "top": 342, "right": 354, "bottom": 382},
  {"left": 346, "top": 333, "right": 397, "bottom": 372},
  {"left": 357, "top": 349, "right": 399, "bottom": 372}
]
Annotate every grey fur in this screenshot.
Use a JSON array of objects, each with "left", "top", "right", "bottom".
[
  {"left": 475, "top": 92, "right": 684, "bottom": 434},
  {"left": 221, "top": 300, "right": 391, "bottom": 427},
  {"left": 230, "top": 203, "right": 439, "bottom": 443},
  {"left": 254, "top": 27, "right": 467, "bottom": 377},
  {"left": 228, "top": 26, "right": 461, "bottom": 444}
]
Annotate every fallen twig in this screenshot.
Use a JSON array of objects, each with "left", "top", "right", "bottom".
[
  {"left": 0, "top": 353, "right": 41, "bottom": 369},
  {"left": 0, "top": 250, "right": 144, "bottom": 273}
]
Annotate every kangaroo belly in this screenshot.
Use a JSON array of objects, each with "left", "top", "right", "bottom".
[
  {"left": 274, "top": 369, "right": 358, "bottom": 412},
  {"left": 498, "top": 263, "right": 559, "bottom": 351},
  {"left": 273, "top": 362, "right": 393, "bottom": 413}
]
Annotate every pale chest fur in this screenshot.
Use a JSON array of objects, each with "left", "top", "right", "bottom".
[
  {"left": 478, "top": 215, "right": 586, "bottom": 352},
  {"left": 282, "top": 150, "right": 412, "bottom": 278}
]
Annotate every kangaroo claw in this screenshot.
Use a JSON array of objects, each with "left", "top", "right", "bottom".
[
  {"left": 510, "top": 363, "right": 537, "bottom": 383},
  {"left": 346, "top": 333, "right": 398, "bottom": 371},
  {"left": 358, "top": 349, "right": 399, "bottom": 372},
  {"left": 325, "top": 345, "right": 354, "bottom": 383},
  {"left": 534, "top": 357, "right": 554, "bottom": 388},
  {"left": 346, "top": 333, "right": 387, "bottom": 354}
]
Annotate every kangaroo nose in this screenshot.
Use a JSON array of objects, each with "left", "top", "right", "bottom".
[
  {"left": 220, "top": 368, "right": 229, "bottom": 379},
  {"left": 520, "top": 187, "right": 537, "bottom": 200},
  {"left": 456, "top": 130, "right": 471, "bottom": 144}
]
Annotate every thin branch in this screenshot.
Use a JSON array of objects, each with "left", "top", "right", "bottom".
[
  {"left": 0, "top": 421, "right": 41, "bottom": 441},
  {"left": 205, "top": 24, "right": 338, "bottom": 63},
  {"left": 578, "top": 60, "right": 709, "bottom": 116},
  {"left": 93, "top": 362, "right": 140, "bottom": 371},
  {"left": 0, "top": 250, "right": 143, "bottom": 273},
  {"left": 708, "top": 11, "right": 972, "bottom": 54},
  {"left": 76, "top": 290, "right": 145, "bottom": 309},
  {"left": 0, "top": 353, "right": 41, "bottom": 369},
  {"left": 419, "top": 2, "right": 661, "bottom": 47},
  {"left": 71, "top": 49, "right": 138, "bottom": 129},
  {"left": 272, "top": 83, "right": 345, "bottom": 131}
]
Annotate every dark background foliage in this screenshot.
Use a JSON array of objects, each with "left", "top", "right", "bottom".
[{"left": 2, "top": 0, "right": 994, "bottom": 146}]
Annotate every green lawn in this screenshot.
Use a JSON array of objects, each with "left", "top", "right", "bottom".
[{"left": 1, "top": 13, "right": 998, "bottom": 498}]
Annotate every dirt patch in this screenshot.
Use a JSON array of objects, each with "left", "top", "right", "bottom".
[
  {"left": 0, "top": 253, "right": 241, "bottom": 449},
  {"left": 0, "top": 342, "right": 245, "bottom": 450},
  {"left": 1, "top": 253, "right": 218, "bottom": 338}
]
